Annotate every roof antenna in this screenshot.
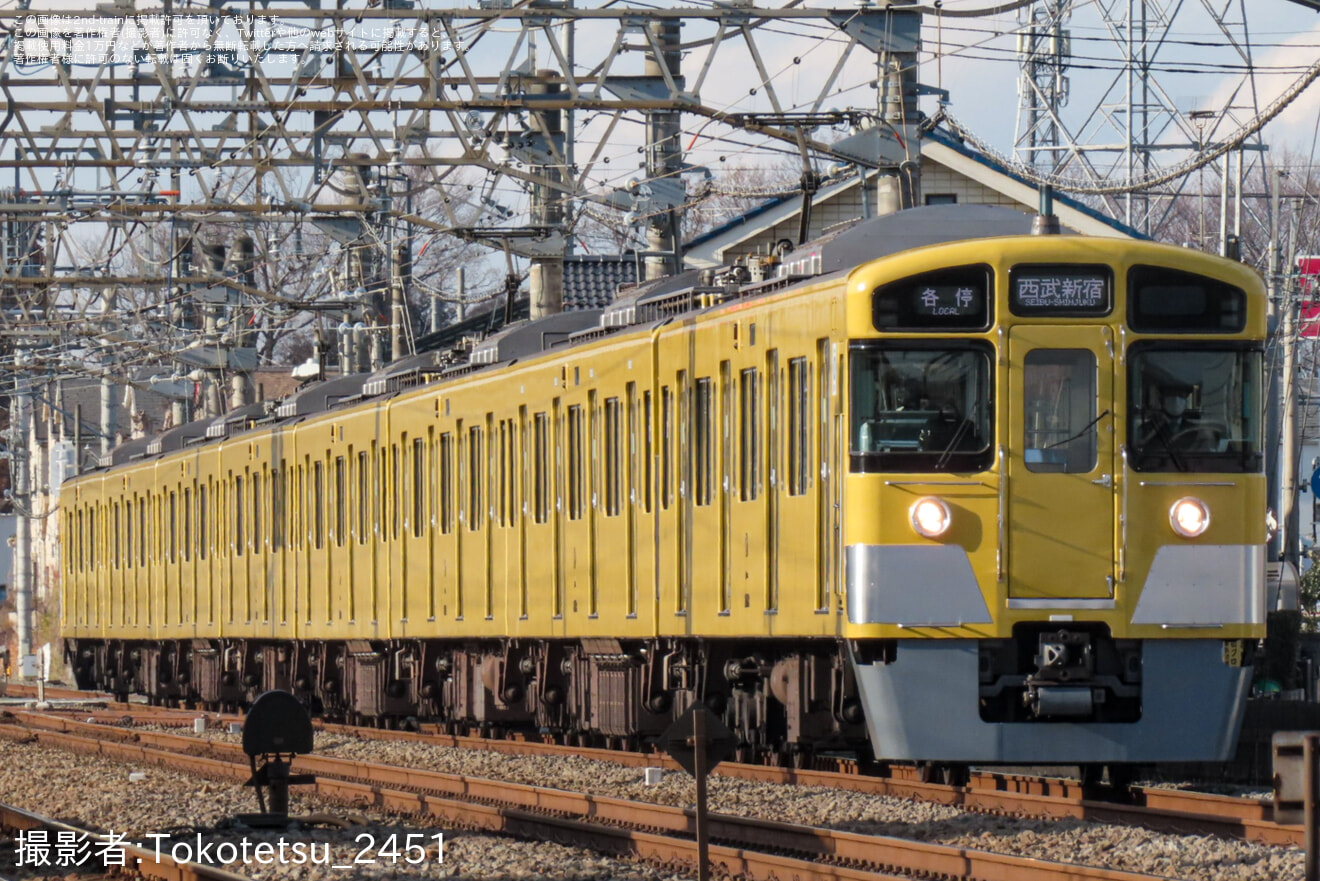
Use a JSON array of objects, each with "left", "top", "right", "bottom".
[{"left": 1033, "top": 184, "right": 1062, "bottom": 235}]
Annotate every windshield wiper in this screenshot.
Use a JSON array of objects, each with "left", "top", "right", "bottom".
[
  {"left": 1139, "top": 412, "right": 1188, "bottom": 472},
  {"left": 934, "top": 418, "right": 975, "bottom": 470},
  {"left": 1043, "top": 409, "right": 1110, "bottom": 451}
]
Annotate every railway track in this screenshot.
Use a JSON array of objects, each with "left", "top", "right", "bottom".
[
  {"left": 3, "top": 684, "right": 1295, "bottom": 848},
  {"left": 0, "top": 708, "right": 1222, "bottom": 881},
  {"left": 0, "top": 797, "right": 251, "bottom": 881}
]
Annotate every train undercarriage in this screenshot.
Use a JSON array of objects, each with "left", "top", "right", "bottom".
[{"left": 64, "top": 637, "right": 869, "bottom": 763}]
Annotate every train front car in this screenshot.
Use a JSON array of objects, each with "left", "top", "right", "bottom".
[{"left": 844, "top": 235, "right": 1266, "bottom": 767}]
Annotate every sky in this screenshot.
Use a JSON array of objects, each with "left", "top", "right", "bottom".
[{"left": 927, "top": 0, "right": 1320, "bottom": 168}]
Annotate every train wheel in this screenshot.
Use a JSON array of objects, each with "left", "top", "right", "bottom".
[
  {"left": 945, "top": 764, "right": 970, "bottom": 787},
  {"left": 1080, "top": 764, "right": 1105, "bottom": 788},
  {"left": 1106, "top": 764, "right": 1137, "bottom": 790},
  {"left": 919, "top": 762, "right": 969, "bottom": 786}
]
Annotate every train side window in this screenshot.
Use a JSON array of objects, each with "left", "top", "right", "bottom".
[
  {"left": 533, "top": 414, "right": 549, "bottom": 523},
  {"left": 1023, "top": 349, "right": 1098, "bottom": 473},
  {"left": 787, "top": 357, "right": 810, "bottom": 495},
  {"left": 391, "top": 443, "right": 401, "bottom": 540},
  {"left": 198, "top": 488, "right": 207, "bottom": 561},
  {"left": 661, "top": 386, "right": 673, "bottom": 510},
  {"left": 694, "top": 377, "right": 714, "bottom": 506},
  {"left": 439, "top": 433, "right": 454, "bottom": 533},
  {"left": 642, "top": 389, "right": 653, "bottom": 513},
  {"left": 625, "top": 385, "right": 638, "bottom": 514},
  {"left": 234, "top": 477, "right": 245, "bottom": 556},
  {"left": 605, "top": 396, "right": 622, "bottom": 517},
  {"left": 679, "top": 372, "right": 691, "bottom": 509},
  {"left": 336, "top": 456, "right": 347, "bottom": 547},
  {"left": 468, "top": 425, "right": 484, "bottom": 530},
  {"left": 182, "top": 489, "right": 191, "bottom": 562},
  {"left": 124, "top": 500, "right": 133, "bottom": 569},
  {"left": 497, "top": 421, "right": 509, "bottom": 527},
  {"left": 429, "top": 428, "right": 439, "bottom": 530},
  {"left": 588, "top": 393, "right": 599, "bottom": 517},
  {"left": 357, "top": 451, "right": 369, "bottom": 543},
  {"left": 413, "top": 438, "right": 426, "bottom": 537},
  {"left": 740, "top": 368, "right": 760, "bottom": 501},
  {"left": 313, "top": 460, "right": 325, "bottom": 549},
  {"left": 138, "top": 498, "right": 147, "bottom": 566},
  {"left": 271, "top": 469, "right": 283, "bottom": 552},
  {"left": 721, "top": 363, "right": 733, "bottom": 505},
  {"left": 253, "top": 472, "right": 264, "bottom": 551},
  {"left": 375, "top": 442, "right": 386, "bottom": 539},
  {"left": 295, "top": 464, "right": 305, "bottom": 549},
  {"left": 113, "top": 502, "right": 121, "bottom": 569},
  {"left": 567, "top": 405, "right": 584, "bottom": 520},
  {"left": 169, "top": 490, "right": 177, "bottom": 563}
]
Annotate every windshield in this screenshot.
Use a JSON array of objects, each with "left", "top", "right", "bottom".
[
  {"left": 1128, "top": 345, "right": 1262, "bottom": 473},
  {"left": 850, "top": 344, "right": 994, "bottom": 473}
]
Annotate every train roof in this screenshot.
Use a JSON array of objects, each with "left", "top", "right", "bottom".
[{"left": 81, "top": 205, "right": 1168, "bottom": 474}]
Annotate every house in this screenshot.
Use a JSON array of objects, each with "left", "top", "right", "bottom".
[{"left": 683, "top": 127, "right": 1139, "bottom": 269}]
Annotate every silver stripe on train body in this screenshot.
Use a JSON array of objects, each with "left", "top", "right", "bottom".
[
  {"left": 1131, "top": 544, "right": 1265, "bottom": 626},
  {"left": 845, "top": 544, "right": 991, "bottom": 627}
]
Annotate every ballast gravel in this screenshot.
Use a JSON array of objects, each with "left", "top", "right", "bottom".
[
  {"left": 0, "top": 738, "right": 679, "bottom": 881},
  {"left": 307, "top": 730, "right": 1302, "bottom": 881},
  {"left": 26, "top": 718, "right": 1306, "bottom": 881}
]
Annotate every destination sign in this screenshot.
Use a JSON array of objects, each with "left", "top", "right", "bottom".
[
  {"left": 912, "top": 284, "right": 982, "bottom": 318},
  {"left": 1010, "top": 266, "right": 1112, "bottom": 316},
  {"left": 873, "top": 265, "right": 991, "bottom": 331}
]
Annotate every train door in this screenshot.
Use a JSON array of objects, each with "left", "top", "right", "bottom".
[
  {"left": 1007, "top": 325, "right": 1116, "bottom": 599},
  {"left": 400, "top": 435, "right": 435, "bottom": 636}
]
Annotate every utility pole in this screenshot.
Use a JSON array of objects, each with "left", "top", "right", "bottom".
[
  {"left": 12, "top": 345, "right": 33, "bottom": 675},
  {"left": 529, "top": 70, "right": 565, "bottom": 318},
  {"left": 456, "top": 267, "right": 467, "bottom": 322},
  {"left": 643, "top": 20, "right": 683, "bottom": 282},
  {"left": 382, "top": 156, "right": 413, "bottom": 362},
  {"left": 1268, "top": 169, "right": 1284, "bottom": 561},
  {"left": 100, "top": 291, "right": 117, "bottom": 457},
  {"left": 230, "top": 234, "right": 256, "bottom": 408},
  {"left": 1282, "top": 197, "right": 1302, "bottom": 571}
]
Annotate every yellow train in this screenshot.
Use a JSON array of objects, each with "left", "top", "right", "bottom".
[{"left": 61, "top": 205, "right": 1266, "bottom": 769}]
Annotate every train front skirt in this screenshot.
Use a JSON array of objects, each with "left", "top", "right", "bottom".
[{"left": 849, "top": 639, "right": 1250, "bottom": 763}]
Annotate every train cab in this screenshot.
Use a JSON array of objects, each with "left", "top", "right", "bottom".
[{"left": 842, "top": 234, "right": 1267, "bottom": 765}]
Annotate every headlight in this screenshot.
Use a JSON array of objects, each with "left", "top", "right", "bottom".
[
  {"left": 1169, "top": 497, "right": 1210, "bottom": 538},
  {"left": 910, "top": 497, "right": 952, "bottom": 538}
]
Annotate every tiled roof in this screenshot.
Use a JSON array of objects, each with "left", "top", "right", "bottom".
[{"left": 563, "top": 255, "right": 638, "bottom": 310}]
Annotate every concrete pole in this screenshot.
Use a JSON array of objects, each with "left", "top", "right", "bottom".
[
  {"left": 1282, "top": 198, "right": 1302, "bottom": 570},
  {"left": 230, "top": 235, "right": 256, "bottom": 408},
  {"left": 391, "top": 275, "right": 407, "bottom": 362},
  {"left": 1267, "top": 170, "right": 1283, "bottom": 560},
  {"left": 880, "top": 53, "right": 921, "bottom": 210},
  {"left": 100, "top": 288, "right": 117, "bottom": 457},
  {"left": 644, "top": 21, "right": 682, "bottom": 281},
  {"left": 529, "top": 69, "right": 565, "bottom": 318},
  {"left": 456, "top": 266, "right": 467, "bottom": 321},
  {"left": 388, "top": 175, "right": 409, "bottom": 362},
  {"left": 13, "top": 347, "right": 34, "bottom": 670},
  {"left": 100, "top": 373, "right": 116, "bottom": 457},
  {"left": 1220, "top": 152, "right": 1231, "bottom": 256}
]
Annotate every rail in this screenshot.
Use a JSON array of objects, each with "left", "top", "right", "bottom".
[
  {"left": 0, "top": 799, "right": 251, "bottom": 881},
  {"left": 0, "top": 711, "right": 1233, "bottom": 881}
]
